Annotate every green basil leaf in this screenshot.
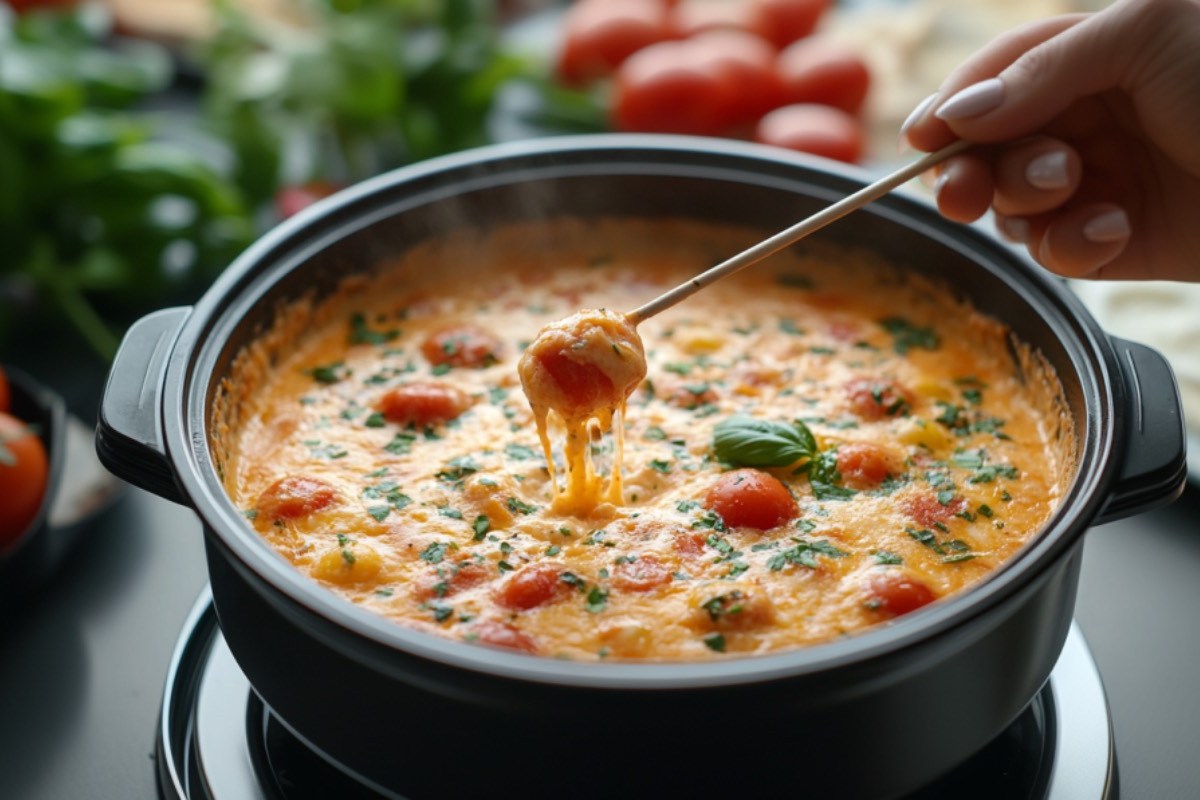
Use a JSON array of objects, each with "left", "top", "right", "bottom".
[{"left": 712, "top": 416, "right": 817, "bottom": 467}]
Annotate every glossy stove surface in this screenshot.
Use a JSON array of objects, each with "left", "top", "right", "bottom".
[{"left": 157, "top": 589, "right": 1116, "bottom": 800}]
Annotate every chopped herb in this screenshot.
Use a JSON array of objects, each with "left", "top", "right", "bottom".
[
  {"left": 936, "top": 489, "right": 957, "bottom": 506},
  {"left": 472, "top": 515, "right": 490, "bottom": 541},
  {"left": 701, "top": 591, "right": 745, "bottom": 621},
  {"left": 430, "top": 603, "right": 454, "bottom": 623},
  {"left": 384, "top": 431, "right": 418, "bottom": 455},
  {"left": 703, "top": 633, "right": 727, "bottom": 653},
  {"left": 507, "top": 497, "right": 538, "bottom": 515},
  {"left": 795, "top": 519, "right": 816, "bottom": 533},
  {"left": 307, "top": 361, "right": 348, "bottom": 384},
  {"left": 437, "top": 455, "right": 480, "bottom": 483},
  {"left": 364, "top": 412, "right": 386, "bottom": 428},
  {"left": 420, "top": 542, "right": 449, "bottom": 563},
  {"left": 367, "top": 505, "right": 390, "bottom": 521},
  {"left": 962, "top": 388, "right": 983, "bottom": 406},
  {"left": 431, "top": 363, "right": 451, "bottom": 376},
  {"left": 349, "top": 313, "right": 399, "bottom": 345},
  {"left": 978, "top": 504, "right": 994, "bottom": 518},
  {"left": 766, "top": 538, "right": 848, "bottom": 570},
  {"left": 778, "top": 319, "right": 804, "bottom": 335},
  {"left": 676, "top": 500, "right": 700, "bottom": 513},
  {"left": 546, "top": 545, "right": 561, "bottom": 556},
  {"left": 968, "top": 464, "right": 1019, "bottom": 484},
  {"left": 341, "top": 548, "right": 356, "bottom": 565},
  {"left": 497, "top": 560, "right": 514, "bottom": 572},
  {"left": 664, "top": 362, "right": 692, "bottom": 375},
  {"left": 585, "top": 586, "right": 609, "bottom": 613},
  {"left": 952, "top": 449, "right": 986, "bottom": 469},
  {"left": 692, "top": 510, "right": 726, "bottom": 532},
  {"left": 873, "top": 550, "right": 904, "bottom": 565},
  {"left": 438, "top": 507, "right": 463, "bottom": 520},
  {"left": 504, "top": 443, "right": 537, "bottom": 461},
  {"left": 242, "top": 509, "right": 258, "bottom": 521},
  {"left": 942, "top": 553, "right": 977, "bottom": 564},
  {"left": 712, "top": 415, "right": 817, "bottom": 467},
  {"left": 725, "top": 561, "right": 750, "bottom": 578},
  {"left": 336, "top": 533, "right": 352, "bottom": 547},
  {"left": 880, "top": 317, "right": 940, "bottom": 353},
  {"left": 375, "top": 587, "right": 394, "bottom": 598},
  {"left": 560, "top": 572, "right": 586, "bottom": 589},
  {"left": 644, "top": 426, "right": 668, "bottom": 441},
  {"left": 776, "top": 273, "right": 814, "bottom": 289},
  {"left": 649, "top": 459, "right": 672, "bottom": 474}
]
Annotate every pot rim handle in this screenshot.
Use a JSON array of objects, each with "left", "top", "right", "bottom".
[
  {"left": 1094, "top": 336, "right": 1188, "bottom": 525},
  {"left": 95, "top": 306, "right": 192, "bottom": 505}
]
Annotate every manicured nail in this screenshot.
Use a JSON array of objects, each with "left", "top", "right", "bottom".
[
  {"left": 1083, "top": 209, "right": 1131, "bottom": 243},
  {"left": 935, "top": 78, "right": 1005, "bottom": 121},
  {"left": 1026, "top": 151, "right": 1071, "bottom": 190},
  {"left": 899, "top": 93, "right": 939, "bottom": 138},
  {"left": 999, "top": 217, "right": 1031, "bottom": 243}
]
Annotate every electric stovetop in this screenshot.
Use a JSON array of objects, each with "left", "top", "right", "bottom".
[{"left": 1, "top": 487, "right": 1198, "bottom": 799}]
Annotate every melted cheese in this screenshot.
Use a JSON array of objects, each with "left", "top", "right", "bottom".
[
  {"left": 213, "top": 218, "right": 1075, "bottom": 662},
  {"left": 518, "top": 308, "right": 646, "bottom": 516}
]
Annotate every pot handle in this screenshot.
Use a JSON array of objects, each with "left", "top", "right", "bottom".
[
  {"left": 1094, "top": 336, "right": 1188, "bottom": 524},
  {"left": 95, "top": 307, "right": 192, "bottom": 505}
]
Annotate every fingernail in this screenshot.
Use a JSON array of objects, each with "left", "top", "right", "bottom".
[
  {"left": 935, "top": 78, "right": 1005, "bottom": 121},
  {"left": 1026, "top": 151, "right": 1070, "bottom": 190},
  {"left": 899, "top": 93, "right": 939, "bottom": 139},
  {"left": 1083, "top": 209, "right": 1131, "bottom": 243},
  {"left": 999, "top": 217, "right": 1031, "bottom": 243}
]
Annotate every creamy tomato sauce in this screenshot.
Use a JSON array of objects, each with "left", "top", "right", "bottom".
[{"left": 212, "top": 218, "right": 1074, "bottom": 661}]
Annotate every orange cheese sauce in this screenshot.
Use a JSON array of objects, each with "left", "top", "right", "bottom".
[{"left": 213, "top": 218, "right": 1074, "bottom": 661}]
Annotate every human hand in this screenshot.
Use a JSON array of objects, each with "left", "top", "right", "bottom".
[{"left": 900, "top": 0, "right": 1200, "bottom": 281}]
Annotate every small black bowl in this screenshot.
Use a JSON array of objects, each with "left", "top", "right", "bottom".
[{"left": 0, "top": 366, "right": 124, "bottom": 598}]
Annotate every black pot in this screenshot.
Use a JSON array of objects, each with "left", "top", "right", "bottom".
[{"left": 96, "top": 135, "right": 1187, "bottom": 799}]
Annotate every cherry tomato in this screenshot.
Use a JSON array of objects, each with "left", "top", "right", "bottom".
[
  {"left": 0, "top": 367, "right": 10, "bottom": 414},
  {"left": 687, "top": 29, "right": 785, "bottom": 126},
  {"left": 754, "top": 103, "right": 865, "bottom": 163},
  {"left": 705, "top": 468, "right": 797, "bottom": 530},
  {"left": 471, "top": 620, "right": 538, "bottom": 653},
  {"left": 378, "top": 382, "right": 472, "bottom": 426},
  {"left": 421, "top": 324, "right": 502, "bottom": 368},
  {"left": 776, "top": 37, "right": 871, "bottom": 114},
  {"left": 275, "top": 181, "right": 341, "bottom": 219},
  {"left": 612, "top": 39, "right": 739, "bottom": 135},
  {"left": 612, "top": 555, "right": 672, "bottom": 591},
  {"left": 256, "top": 475, "right": 338, "bottom": 521},
  {"left": 670, "top": 0, "right": 763, "bottom": 39},
  {"left": 750, "top": 0, "right": 830, "bottom": 47},
  {"left": 418, "top": 560, "right": 490, "bottom": 600},
  {"left": 867, "top": 573, "right": 937, "bottom": 618},
  {"left": 903, "top": 492, "right": 967, "bottom": 528},
  {"left": 556, "top": 0, "right": 674, "bottom": 86},
  {"left": 836, "top": 442, "right": 895, "bottom": 489},
  {"left": 532, "top": 350, "right": 615, "bottom": 418},
  {"left": 6, "top": 0, "right": 77, "bottom": 13},
  {"left": 0, "top": 412, "right": 49, "bottom": 547},
  {"left": 495, "top": 562, "right": 570, "bottom": 610},
  {"left": 844, "top": 377, "right": 913, "bottom": 420}
]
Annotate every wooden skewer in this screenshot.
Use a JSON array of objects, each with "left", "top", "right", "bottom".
[{"left": 626, "top": 139, "right": 972, "bottom": 325}]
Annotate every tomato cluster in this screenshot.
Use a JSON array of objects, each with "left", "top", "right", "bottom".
[
  {"left": 0, "top": 367, "right": 50, "bottom": 550},
  {"left": 556, "top": 0, "right": 870, "bottom": 163}
]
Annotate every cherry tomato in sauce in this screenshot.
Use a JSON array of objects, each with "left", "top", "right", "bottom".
[
  {"left": 669, "top": 0, "right": 763, "bottom": 39},
  {"left": 750, "top": 0, "right": 830, "bottom": 47},
  {"left": 495, "top": 562, "right": 571, "bottom": 611},
  {"left": 421, "top": 324, "right": 502, "bottom": 368},
  {"left": 836, "top": 442, "right": 895, "bottom": 489},
  {"left": 256, "top": 475, "right": 338, "bottom": 520},
  {"left": 705, "top": 468, "right": 797, "bottom": 530},
  {"left": 472, "top": 620, "right": 538, "bottom": 654},
  {"left": 687, "top": 29, "right": 785, "bottom": 126},
  {"left": 754, "top": 103, "right": 865, "bottom": 163},
  {"left": 556, "top": 0, "right": 674, "bottom": 85},
  {"left": 844, "top": 377, "right": 913, "bottom": 420},
  {"left": 0, "top": 412, "right": 49, "bottom": 547},
  {"left": 419, "top": 560, "right": 491, "bottom": 600},
  {"left": 612, "top": 39, "right": 739, "bottom": 135},
  {"left": 612, "top": 555, "right": 673, "bottom": 592},
  {"left": 867, "top": 573, "right": 937, "bottom": 617},
  {"left": 532, "top": 350, "right": 616, "bottom": 416},
  {"left": 6, "top": 0, "right": 77, "bottom": 12},
  {"left": 776, "top": 37, "right": 871, "bottom": 114},
  {"left": 378, "top": 382, "right": 472, "bottom": 426}
]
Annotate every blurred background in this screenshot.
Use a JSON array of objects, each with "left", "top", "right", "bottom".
[{"left": 0, "top": 0, "right": 1117, "bottom": 415}]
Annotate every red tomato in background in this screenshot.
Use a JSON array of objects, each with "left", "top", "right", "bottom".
[
  {"left": 612, "top": 39, "right": 739, "bottom": 135},
  {"left": 275, "top": 181, "right": 342, "bottom": 219},
  {"left": 704, "top": 468, "right": 797, "bottom": 530},
  {"left": 687, "top": 29, "right": 784, "bottom": 126},
  {"left": 556, "top": 0, "right": 674, "bottom": 86},
  {"left": 750, "top": 0, "right": 830, "bottom": 47},
  {"left": 777, "top": 36, "right": 871, "bottom": 114},
  {"left": 6, "top": 0, "right": 77, "bottom": 13},
  {"left": 754, "top": 103, "right": 864, "bottom": 162},
  {"left": 0, "top": 367, "right": 10, "bottom": 414},
  {"left": 0, "top": 412, "right": 49, "bottom": 548},
  {"left": 669, "top": 0, "right": 764, "bottom": 39}
]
